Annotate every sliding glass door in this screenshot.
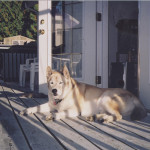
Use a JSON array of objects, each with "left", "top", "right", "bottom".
[{"left": 52, "top": 1, "right": 82, "bottom": 78}]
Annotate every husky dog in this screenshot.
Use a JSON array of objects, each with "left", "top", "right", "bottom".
[{"left": 20, "top": 65, "right": 147, "bottom": 123}]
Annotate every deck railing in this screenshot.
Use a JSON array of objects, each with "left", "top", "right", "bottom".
[{"left": 0, "top": 45, "right": 37, "bottom": 82}]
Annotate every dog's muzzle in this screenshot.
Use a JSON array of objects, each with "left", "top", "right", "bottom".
[{"left": 53, "top": 99, "right": 62, "bottom": 105}]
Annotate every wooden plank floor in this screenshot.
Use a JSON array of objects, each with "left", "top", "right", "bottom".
[{"left": 0, "top": 81, "right": 150, "bottom": 150}]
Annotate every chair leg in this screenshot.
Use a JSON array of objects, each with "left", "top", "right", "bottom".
[
  {"left": 19, "top": 65, "right": 23, "bottom": 86},
  {"left": 30, "top": 64, "right": 35, "bottom": 91},
  {"left": 22, "top": 71, "right": 26, "bottom": 87}
]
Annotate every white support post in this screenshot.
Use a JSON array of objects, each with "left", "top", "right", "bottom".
[{"left": 38, "top": 0, "right": 52, "bottom": 94}]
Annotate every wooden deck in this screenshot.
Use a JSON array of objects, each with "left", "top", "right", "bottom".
[{"left": 0, "top": 81, "right": 150, "bottom": 150}]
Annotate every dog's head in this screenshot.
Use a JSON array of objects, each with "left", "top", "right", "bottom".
[{"left": 46, "top": 65, "right": 71, "bottom": 104}]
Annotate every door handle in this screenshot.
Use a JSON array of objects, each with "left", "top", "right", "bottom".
[{"left": 39, "top": 29, "right": 45, "bottom": 35}]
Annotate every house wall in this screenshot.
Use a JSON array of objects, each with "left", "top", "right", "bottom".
[
  {"left": 4, "top": 35, "right": 35, "bottom": 45},
  {"left": 139, "top": 1, "right": 150, "bottom": 109}
]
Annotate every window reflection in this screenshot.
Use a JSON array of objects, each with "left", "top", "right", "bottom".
[{"left": 52, "top": 1, "right": 82, "bottom": 78}]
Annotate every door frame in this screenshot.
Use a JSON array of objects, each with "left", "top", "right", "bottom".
[
  {"left": 38, "top": 0, "right": 108, "bottom": 94},
  {"left": 96, "top": 1, "right": 108, "bottom": 88},
  {"left": 82, "top": 1, "right": 97, "bottom": 86},
  {"left": 138, "top": 1, "right": 150, "bottom": 109},
  {"left": 38, "top": 0, "right": 52, "bottom": 94}
]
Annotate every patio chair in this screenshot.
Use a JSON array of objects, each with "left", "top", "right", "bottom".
[
  {"left": 19, "top": 58, "right": 38, "bottom": 91},
  {"left": 52, "top": 56, "right": 70, "bottom": 71},
  {"left": 52, "top": 56, "right": 81, "bottom": 77},
  {"left": 30, "top": 62, "right": 39, "bottom": 91}
]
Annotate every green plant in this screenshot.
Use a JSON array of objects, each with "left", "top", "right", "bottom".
[{"left": 0, "top": 1, "right": 38, "bottom": 41}]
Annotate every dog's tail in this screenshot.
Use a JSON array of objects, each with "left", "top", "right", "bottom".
[{"left": 131, "top": 97, "right": 147, "bottom": 120}]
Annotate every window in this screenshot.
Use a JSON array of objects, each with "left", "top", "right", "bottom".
[{"left": 52, "top": 1, "right": 83, "bottom": 78}]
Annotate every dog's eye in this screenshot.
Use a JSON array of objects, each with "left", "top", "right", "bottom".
[
  {"left": 50, "top": 82, "right": 53, "bottom": 84},
  {"left": 59, "top": 81, "right": 63, "bottom": 84}
]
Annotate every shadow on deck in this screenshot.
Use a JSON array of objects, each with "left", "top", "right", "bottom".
[{"left": 0, "top": 81, "right": 150, "bottom": 150}]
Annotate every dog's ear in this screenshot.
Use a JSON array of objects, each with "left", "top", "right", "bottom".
[
  {"left": 46, "top": 66, "right": 52, "bottom": 78},
  {"left": 62, "top": 65, "right": 70, "bottom": 79}
]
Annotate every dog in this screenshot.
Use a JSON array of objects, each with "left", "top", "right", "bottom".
[{"left": 20, "top": 65, "right": 147, "bottom": 123}]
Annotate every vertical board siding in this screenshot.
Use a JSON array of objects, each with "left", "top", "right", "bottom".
[{"left": 0, "top": 48, "right": 37, "bottom": 82}]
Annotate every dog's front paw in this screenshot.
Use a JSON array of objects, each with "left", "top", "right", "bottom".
[
  {"left": 86, "top": 116, "right": 95, "bottom": 122},
  {"left": 45, "top": 113, "right": 55, "bottom": 121},
  {"left": 19, "top": 108, "right": 34, "bottom": 115}
]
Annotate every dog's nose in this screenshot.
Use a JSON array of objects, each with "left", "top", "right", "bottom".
[{"left": 52, "top": 89, "right": 57, "bottom": 95}]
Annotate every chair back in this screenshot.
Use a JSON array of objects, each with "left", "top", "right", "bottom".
[{"left": 26, "top": 58, "right": 38, "bottom": 67}]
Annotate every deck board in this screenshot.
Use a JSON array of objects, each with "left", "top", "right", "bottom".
[
  {"left": 0, "top": 86, "right": 30, "bottom": 150},
  {"left": 112, "top": 119, "right": 150, "bottom": 140},
  {"left": 6, "top": 86, "right": 102, "bottom": 150},
  {"left": 0, "top": 81, "right": 150, "bottom": 150},
  {"left": 63, "top": 118, "right": 134, "bottom": 150},
  {"left": 79, "top": 117, "right": 150, "bottom": 150},
  {"left": 32, "top": 97, "right": 134, "bottom": 149},
  {"left": 20, "top": 95, "right": 101, "bottom": 150},
  {"left": 1, "top": 84, "right": 64, "bottom": 150}
]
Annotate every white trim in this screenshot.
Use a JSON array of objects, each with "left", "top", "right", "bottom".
[
  {"left": 96, "top": 1, "right": 108, "bottom": 88},
  {"left": 80, "top": 2, "right": 86, "bottom": 82},
  {"left": 149, "top": 27, "right": 150, "bottom": 84},
  {"left": 149, "top": 43, "right": 150, "bottom": 84},
  {"left": 138, "top": 1, "right": 141, "bottom": 87},
  {"left": 83, "top": 1, "right": 97, "bottom": 85},
  {"left": 47, "top": 0, "right": 52, "bottom": 67},
  {"left": 138, "top": 1, "right": 150, "bottom": 108},
  {"left": 38, "top": 0, "right": 52, "bottom": 94},
  {"left": 96, "top": 1, "right": 103, "bottom": 88},
  {"left": 102, "top": 1, "right": 108, "bottom": 88}
]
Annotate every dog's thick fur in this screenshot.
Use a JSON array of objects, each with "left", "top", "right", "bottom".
[{"left": 20, "top": 65, "right": 147, "bottom": 123}]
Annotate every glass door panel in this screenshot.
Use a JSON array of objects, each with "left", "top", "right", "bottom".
[
  {"left": 52, "top": 1, "right": 82, "bottom": 78},
  {"left": 108, "top": 1, "right": 138, "bottom": 96}
]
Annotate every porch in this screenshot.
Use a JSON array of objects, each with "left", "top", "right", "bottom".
[{"left": 0, "top": 81, "right": 150, "bottom": 150}]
